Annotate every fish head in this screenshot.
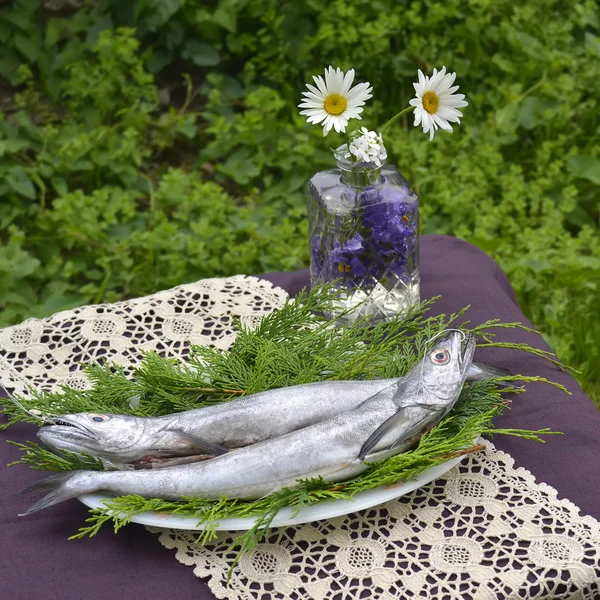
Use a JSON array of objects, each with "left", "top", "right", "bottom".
[
  {"left": 37, "top": 413, "right": 148, "bottom": 459},
  {"left": 418, "top": 331, "right": 476, "bottom": 402}
]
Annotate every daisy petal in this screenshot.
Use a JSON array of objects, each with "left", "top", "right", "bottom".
[
  {"left": 432, "top": 113, "right": 453, "bottom": 132},
  {"left": 413, "top": 108, "right": 423, "bottom": 127},
  {"left": 409, "top": 66, "right": 467, "bottom": 140},
  {"left": 305, "top": 83, "right": 325, "bottom": 99},
  {"left": 313, "top": 75, "right": 328, "bottom": 96},
  {"left": 299, "top": 99, "right": 323, "bottom": 108},
  {"left": 341, "top": 69, "right": 355, "bottom": 95},
  {"left": 299, "top": 66, "right": 373, "bottom": 133}
]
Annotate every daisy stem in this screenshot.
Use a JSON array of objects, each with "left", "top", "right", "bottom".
[{"left": 380, "top": 106, "right": 415, "bottom": 135}]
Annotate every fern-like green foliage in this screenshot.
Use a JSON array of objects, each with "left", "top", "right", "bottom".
[{"left": 2, "top": 286, "right": 568, "bottom": 564}]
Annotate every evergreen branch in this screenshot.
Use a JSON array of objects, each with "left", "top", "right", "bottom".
[
  {"left": 427, "top": 443, "right": 486, "bottom": 461},
  {"left": 7, "top": 441, "right": 108, "bottom": 472},
  {"left": 491, "top": 375, "right": 571, "bottom": 394},
  {"left": 171, "top": 387, "right": 245, "bottom": 394},
  {"left": 476, "top": 341, "right": 575, "bottom": 371},
  {"left": 0, "top": 401, "right": 42, "bottom": 430}
]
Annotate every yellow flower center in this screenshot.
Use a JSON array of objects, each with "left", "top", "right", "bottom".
[
  {"left": 324, "top": 93, "right": 347, "bottom": 116},
  {"left": 422, "top": 91, "right": 440, "bottom": 114}
]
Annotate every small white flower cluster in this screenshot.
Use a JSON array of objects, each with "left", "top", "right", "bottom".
[{"left": 348, "top": 128, "right": 387, "bottom": 167}]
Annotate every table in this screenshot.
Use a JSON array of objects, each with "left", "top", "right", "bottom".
[{"left": 1, "top": 234, "right": 599, "bottom": 600}]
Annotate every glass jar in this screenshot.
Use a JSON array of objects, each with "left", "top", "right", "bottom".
[{"left": 307, "top": 145, "right": 420, "bottom": 324}]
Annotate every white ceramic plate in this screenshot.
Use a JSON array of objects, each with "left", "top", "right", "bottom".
[{"left": 78, "top": 454, "right": 464, "bottom": 531}]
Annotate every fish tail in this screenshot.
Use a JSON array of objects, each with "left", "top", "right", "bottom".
[{"left": 19, "top": 471, "right": 96, "bottom": 516}]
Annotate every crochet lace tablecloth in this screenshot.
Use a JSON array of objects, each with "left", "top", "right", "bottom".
[{"left": 1, "top": 275, "right": 599, "bottom": 600}]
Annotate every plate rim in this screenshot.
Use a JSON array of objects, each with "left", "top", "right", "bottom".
[{"left": 77, "top": 453, "right": 464, "bottom": 531}]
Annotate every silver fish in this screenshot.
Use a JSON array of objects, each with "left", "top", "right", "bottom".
[
  {"left": 21, "top": 332, "right": 475, "bottom": 514},
  {"left": 37, "top": 379, "right": 400, "bottom": 465},
  {"left": 36, "top": 361, "right": 509, "bottom": 466}
]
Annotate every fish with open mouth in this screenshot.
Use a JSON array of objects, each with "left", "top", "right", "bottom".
[
  {"left": 21, "top": 331, "right": 475, "bottom": 514},
  {"left": 36, "top": 359, "right": 510, "bottom": 468}
]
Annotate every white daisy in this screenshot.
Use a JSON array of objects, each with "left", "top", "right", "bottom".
[
  {"left": 299, "top": 66, "right": 373, "bottom": 136},
  {"left": 349, "top": 128, "right": 387, "bottom": 166},
  {"left": 409, "top": 66, "right": 468, "bottom": 140}
]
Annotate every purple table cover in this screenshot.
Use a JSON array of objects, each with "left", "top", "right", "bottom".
[{"left": 1, "top": 234, "right": 599, "bottom": 600}]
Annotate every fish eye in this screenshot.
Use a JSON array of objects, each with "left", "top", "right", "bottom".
[
  {"left": 90, "top": 414, "right": 109, "bottom": 423},
  {"left": 430, "top": 349, "right": 450, "bottom": 365}
]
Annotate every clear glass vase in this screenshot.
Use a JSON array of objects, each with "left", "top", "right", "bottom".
[{"left": 307, "top": 145, "right": 420, "bottom": 324}]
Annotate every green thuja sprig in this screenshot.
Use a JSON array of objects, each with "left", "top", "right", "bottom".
[{"left": 8, "top": 441, "right": 108, "bottom": 472}]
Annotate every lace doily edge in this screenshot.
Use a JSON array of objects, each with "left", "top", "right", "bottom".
[{"left": 0, "top": 274, "right": 290, "bottom": 400}]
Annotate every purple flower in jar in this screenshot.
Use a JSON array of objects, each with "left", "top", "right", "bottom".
[
  {"left": 331, "top": 233, "right": 364, "bottom": 276},
  {"left": 363, "top": 188, "right": 413, "bottom": 231},
  {"left": 310, "top": 234, "right": 324, "bottom": 277},
  {"left": 386, "top": 214, "right": 415, "bottom": 238},
  {"left": 349, "top": 256, "right": 367, "bottom": 278},
  {"left": 356, "top": 186, "right": 417, "bottom": 279}
]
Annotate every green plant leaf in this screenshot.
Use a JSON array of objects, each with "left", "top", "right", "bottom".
[
  {"left": 45, "top": 18, "right": 63, "bottom": 49},
  {"left": 212, "top": 4, "right": 238, "bottom": 33},
  {"left": 566, "top": 206, "right": 594, "bottom": 228},
  {"left": 0, "top": 205, "right": 24, "bottom": 230},
  {"left": 464, "top": 236, "right": 503, "bottom": 254},
  {"left": 142, "top": 0, "right": 181, "bottom": 31},
  {"left": 491, "top": 54, "right": 516, "bottom": 73},
  {"left": 51, "top": 176, "right": 68, "bottom": 197},
  {"left": 164, "top": 20, "right": 184, "bottom": 48},
  {"left": 14, "top": 32, "right": 40, "bottom": 62},
  {"left": 495, "top": 104, "right": 519, "bottom": 133},
  {"left": 147, "top": 48, "right": 173, "bottom": 73},
  {"left": 0, "top": 139, "right": 30, "bottom": 156},
  {"left": 182, "top": 40, "right": 221, "bottom": 67},
  {"left": 517, "top": 96, "right": 558, "bottom": 130},
  {"left": 86, "top": 15, "right": 113, "bottom": 48},
  {"left": 176, "top": 114, "right": 198, "bottom": 139},
  {"left": 6, "top": 168, "right": 36, "bottom": 199},
  {"left": 567, "top": 155, "right": 600, "bottom": 185},
  {"left": 0, "top": 9, "right": 31, "bottom": 31},
  {"left": 218, "top": 148, "right": 261, "bottom": 184},
  {"left": 585, "top": 33, "right": 600, "bottom": 58},
  {"left": 33, "top": 293, "right": 85, "bottom": 319},
  {"left": 513, "top": 31, "right": 546, "bottom": 59}
]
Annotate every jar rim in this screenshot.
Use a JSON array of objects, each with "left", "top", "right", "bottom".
[{"left": 333, "top": 144, "right": 381, "bottom": 172}]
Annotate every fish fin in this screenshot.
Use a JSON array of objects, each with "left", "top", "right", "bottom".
[
  {"left": 19, "top": 472, "right": 83, "bottom": 515},
  {"left": 256, "top": 482, "right": 299, "bottom": 499},
  {"left": 132, "top": 454, "right": 213, "bottom": 470},
  {"left": 390, "top": 379, "right": 411, "bottom": 406},
  {"left": 164, "top": 429, "right": 228, "bottom": 456},
  {"left": 359, "top": 410, "right": 412, "bottom": 461}
]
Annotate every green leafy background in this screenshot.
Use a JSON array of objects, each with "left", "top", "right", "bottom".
[{"left": 0, "top": 0, "right": 598, "bottom": 403}]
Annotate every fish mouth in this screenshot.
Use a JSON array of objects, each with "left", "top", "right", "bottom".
[
  {"left": 457, "top": 332, "right": 476, "bottom": 374},
  {"left": 39, "top": 416, "right": 100, "bottom": 441}
]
